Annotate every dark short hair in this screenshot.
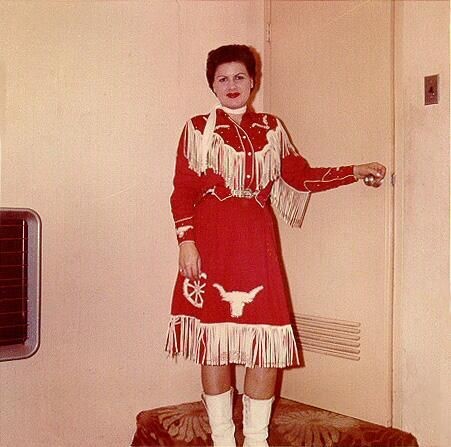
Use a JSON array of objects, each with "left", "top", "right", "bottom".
[{"left": 206, "top": 44, "right": 256, "bottom": 90}]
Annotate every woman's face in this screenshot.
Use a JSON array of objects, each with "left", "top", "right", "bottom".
[{"left": 212, "top": 61, "right": 254, "bottom": 109}]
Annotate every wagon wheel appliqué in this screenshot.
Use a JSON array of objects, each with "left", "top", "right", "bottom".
[{"left": 183, "top": 273, "right": 207, "bottom": 308}]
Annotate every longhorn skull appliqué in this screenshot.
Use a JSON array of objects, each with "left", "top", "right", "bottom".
[{"left": 212, "top": 283, "right": 264, "bottom": 318}]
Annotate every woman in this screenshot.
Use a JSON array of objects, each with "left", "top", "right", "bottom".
[{"left": 165, "top": 44, "right": 385, "bottom": 447}]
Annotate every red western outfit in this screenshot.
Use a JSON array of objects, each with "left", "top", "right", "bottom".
[{"left": 165, "top": 108, "right": 357, "bottom": 368}]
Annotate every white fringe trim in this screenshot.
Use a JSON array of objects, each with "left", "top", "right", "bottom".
[
  {"left": 271, "top": 178, "right": 311, "bottom": 228},
  {"left": 184, "top": 119, "right": 296, "bottom": 192},
  {"left": 165, "top": 315, "right": 299, "bottom": 368}
]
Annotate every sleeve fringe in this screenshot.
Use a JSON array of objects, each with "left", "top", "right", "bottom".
[{"left": 271, "top": 177, "right": 311, "bottom": 228}]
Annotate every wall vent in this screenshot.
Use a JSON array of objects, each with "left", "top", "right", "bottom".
[
  {"left": 0, "top": 208, "right": 41, "bottom": 362},
  {"left": 293, "top": 313, "right": 361, "bottom": 361}
]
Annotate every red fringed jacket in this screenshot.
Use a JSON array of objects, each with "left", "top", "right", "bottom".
[{"left": 171, "top": 109, "right": 357, "bottom": 244}]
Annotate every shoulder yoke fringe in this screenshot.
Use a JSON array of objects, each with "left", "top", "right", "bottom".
[
  {"left": 165, "top": 315, "right": 299, "bottom": 368},
  {"left": 184, "top": 118, "right": 296, "bottom": 192}
]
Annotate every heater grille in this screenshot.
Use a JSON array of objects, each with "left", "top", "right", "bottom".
[
  {"left": 0, "top": 208, "right": 41, "bottom": 361},
  {"left": 0, "top": 218, "right": 28, "bottom": 346}
]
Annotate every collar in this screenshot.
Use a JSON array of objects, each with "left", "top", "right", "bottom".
[{"left": 220, "top": 105, "right": 247, "bottom": 115}]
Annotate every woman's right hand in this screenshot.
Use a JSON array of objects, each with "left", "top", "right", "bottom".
[
  {"left": 179, "top": 241, "right": 202, "bottom": 280},
  {"left": 353, "top": 162, "right": 386, "bottom": 187}
]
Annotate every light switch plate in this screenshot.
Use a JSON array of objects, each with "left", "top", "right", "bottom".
[{"left": 425, "top": 74, "right": 439, "bottom": 105}]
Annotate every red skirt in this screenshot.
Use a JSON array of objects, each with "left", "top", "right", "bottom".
[{"left": 165, "top": 195, "right": 299, "bottom": 368}]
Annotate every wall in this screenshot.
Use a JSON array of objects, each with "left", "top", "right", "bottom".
[
  {"left": 0, "top": 2, "right": 264, "bottom": 446},
  {"left": 393, "top": 1, "right": 450, "bottom": 446}
]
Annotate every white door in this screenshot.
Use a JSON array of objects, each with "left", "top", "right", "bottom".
[{"left": 268, "top": 0, "right": 394, "bottom": 425}]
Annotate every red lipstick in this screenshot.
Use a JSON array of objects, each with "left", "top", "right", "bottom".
[{"left": 227, "top": 92, "right": 240, "bottom": 98}]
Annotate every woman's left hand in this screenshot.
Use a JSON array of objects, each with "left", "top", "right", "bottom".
[{"left": 353, "top": 162, "right": 386, "bottom": 188}]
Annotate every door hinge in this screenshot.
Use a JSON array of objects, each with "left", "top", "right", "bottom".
[{"left": 265, "top": 22, "right": 271, "bottom": 43}]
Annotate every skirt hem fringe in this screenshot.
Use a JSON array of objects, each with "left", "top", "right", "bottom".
[{"left": 165, "top": 314, "right": 300, "bottom": 369}]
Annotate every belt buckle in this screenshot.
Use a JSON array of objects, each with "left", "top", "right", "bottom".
[{"left": 233, "top": 189, "right": 255, "bottom": 199}]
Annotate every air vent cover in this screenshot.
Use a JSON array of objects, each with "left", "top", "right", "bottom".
[
  {"left": 293, "top": 313, "right": 361, "bottom": 361},
  {"left": 0, "top": 208, "right": 41, "bottom": 362}
]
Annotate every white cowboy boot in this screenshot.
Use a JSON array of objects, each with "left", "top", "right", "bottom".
[
  {"left": 202, "top": 388, "right": 236, "bottom": 447},
  {"left": 242, "top": 394, "right": 275, "bottom": 447}
]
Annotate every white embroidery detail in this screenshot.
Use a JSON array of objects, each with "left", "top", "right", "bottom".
[
  {"left": 302, "top": 168, "right": 355, "bottom": 192},
  {"left": 175, "top": 216, "right": 193, "bottom": 224},
  {"left": 212, "top": 283, "right": 264, "bottom": 318},
  {"left": 215, "top": 124, "right": 230, "bottom": 130},
  {"left": 251, "top": 122, "right": 270, "bottom": 130},
  {"left": 183, "top": 273, "right": 207, "bottom": 308},
  {"left": 176, "top": 225, "right": 194, "bottom": 239}
]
